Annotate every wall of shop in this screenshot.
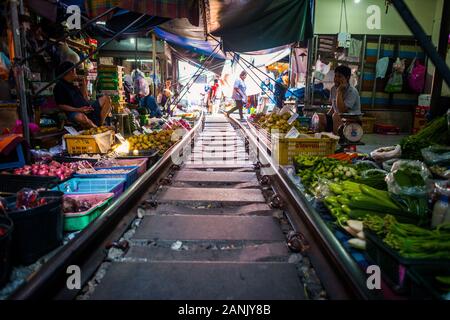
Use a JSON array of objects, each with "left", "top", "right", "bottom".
[{"left": 314, "top": 0, "right": 439, "bottom": 36}]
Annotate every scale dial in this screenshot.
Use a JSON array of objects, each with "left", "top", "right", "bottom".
[{"left": 343, "top": 123, "right": 363, "bottom": 142}]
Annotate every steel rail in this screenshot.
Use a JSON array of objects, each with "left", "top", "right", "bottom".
[
  {"left": 9, "top": 113, "right": 205, "bottom": 300},
  {"left": 228, "top": 116, "right": 379, "bottom": 300}
]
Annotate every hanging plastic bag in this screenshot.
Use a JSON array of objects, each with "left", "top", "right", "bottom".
[
  {"left": 385, "top": 72, "right": 403, "bottom": 93},
  {"left": 59, "top": 43, "right": 80, "bottom": 64},
  {"left": 408, "top": 59, "right": 425, "bottom": 93},
  {"left": 0, "top": 52, "right": 11, "bottom": 80},
  {"left": 375, "top": 57, "right": 389, "bottom": 79},
  {"left": 392, "top": 57, "right": 406, "bottom": 73}
]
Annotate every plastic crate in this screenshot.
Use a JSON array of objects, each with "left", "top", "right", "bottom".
[
  {"left": 117, "top": 149, "right": 160, "bottom": 169},
  {"left": 6, "top": 191, "right": 64, "bottom": 265},
  {"left": 64, "top": 130, "right": 114, "bottom": 155},
  {"left": 0, "top": 174, "right": 59, "bottom": 194},
  {"left": 97, "top": 158, "right": 148, "bottom": 176},
  {"left": 53, "top": 178, "right": 126, "bottom": 199},
  {"left": 407, "top": 265, "right": 450, "bottom": 300},
  {"left": 365, "top": 230, "right": 450, "bottom": 294},
  {"left": 0, "top": 144, "right": 26, "bottom": 170},
  {"left": 63, "top": 193, "right": 114, "bottom": 231},
  {"left": 0, "top": 214, "right": 13, "bottom": 287},
  {"left": 74, "top": 166, "right": 138, "bottom": 189},
  {"left": 374, "top": 124, "right": 400, "bottom": 135},
  {"left": 362, "top": 117, "right": 376, "bottom": 134},
  {"left": 272, "top": 136, "right": 338, "bottom": 165}
]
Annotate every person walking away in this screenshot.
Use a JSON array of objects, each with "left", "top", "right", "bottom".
[
  {"left": 53, "top": 61, "right": 111, "bottom": 129},
  {"left": 326, "top": 65, "right": 361, "bottom": 134},
  {"left": 273, "top": 71, "right": 289, "bottom": 111},
  {"left": 227, "top": 71, "right": 247, "bottom": 120}
]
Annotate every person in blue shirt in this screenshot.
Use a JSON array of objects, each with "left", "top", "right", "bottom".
[
  {"left": 274, "top": 71, "right": 289, "bottom": 110},
  {"left": 138, "top": 89, "right": 162, "bottom": 118}
]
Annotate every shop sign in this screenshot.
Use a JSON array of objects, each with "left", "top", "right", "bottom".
[
  {"left": 287, "top": 113, "right": 299, "bottom": 125},
  {"left": 64, "top": 126, "right": 79, "bottom": 135},
  {"left": 115, "top": 133, "right": 126, "bottom": 144},
  {"left": 285, "top": 126, "right": 300, "bottom": 139}
]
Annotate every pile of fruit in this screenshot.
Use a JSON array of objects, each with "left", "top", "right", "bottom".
[
  {"left": 63, "top": 197, "right": 94, "bottom": 213},
  {"left": 127, "top": 130, "right": 176, "bottom": 154},
  {"left": 13, "top": 161, "right": 75, "bottom": 180},
  {"left": 252, "top": 113, "right": 309, "bottom": 133},
  {"left": 81, "top": 126, "right": 112, "bottom": 135}
]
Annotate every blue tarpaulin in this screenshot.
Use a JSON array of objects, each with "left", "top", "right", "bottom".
[{"left": 153, "top": 27, "right": 226, "bottom": 60}]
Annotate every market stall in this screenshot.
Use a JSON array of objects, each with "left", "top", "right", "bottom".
[{"left": 247, "top": 108, "right": 450, "bottom": 300}]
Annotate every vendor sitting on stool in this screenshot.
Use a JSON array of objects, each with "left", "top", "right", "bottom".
[
  {"left": 138, "top": 86, "right": 163, "bottom": 118},
  {"left": 327, "top": 65, "right": 361, "bottom": 134},
  {"left": 53, "top": 61, "right": 112, "bottom": 129}
]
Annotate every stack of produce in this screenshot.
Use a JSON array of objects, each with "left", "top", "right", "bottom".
[
  {"left": 63, "top": 197, "right": 95, "bottom": 213},
  {"left": 400, "top": 115, "right": 448, "bottom": 161},
  {"left": 251, "top": 113, "right": 309, "bottom": 133},
  {"left": 13, "top": 161, "right": 75, "bottom": 180},
  {"left": 81, "top": 126, "right": 112, "bottom": 135},
  {"left": 294, "top": 155, "right": 359, "bottom": 193},
  {"left": 97, "top": 65, "right": 126, "bottom": 113},
  {"left": 126, "top": 130, "right": 176, "bottom": 155},
  {"left": 323, "top": 181, "right": 406, "bottom": 226},
  {"left": 364, "top": 214, "right": 450, "bottom": 260}
]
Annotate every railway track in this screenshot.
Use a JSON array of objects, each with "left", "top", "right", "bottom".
[{"left": 9, "top": 113, "right": 375, "bottom": 300}]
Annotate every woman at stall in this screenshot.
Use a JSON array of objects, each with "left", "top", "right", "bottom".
[{"left": 53, "top": 61, "right": 112, "bottom": 129}]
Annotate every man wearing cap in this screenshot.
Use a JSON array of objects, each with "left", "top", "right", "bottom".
[{"left": 53, "top": 61, "right": 112, "bottom": 129}]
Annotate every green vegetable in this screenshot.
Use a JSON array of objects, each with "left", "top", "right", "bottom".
[
  {"left": 400, "top": 116, "right": 448, "bottom": 160},
  {"left": 436, "top": 276, "right": 450, "bottom": 285},
  {"left": 364, "top": 215, "right": 450, "bottom": 259}
]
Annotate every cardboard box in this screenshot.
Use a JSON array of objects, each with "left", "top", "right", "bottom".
[{"left": 415, "top": 105, "right": 430, "bottom": 119}]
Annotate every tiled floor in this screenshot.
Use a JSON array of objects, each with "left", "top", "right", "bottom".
[{"left": 357, "top": 134, "right": 407, "bottom": 154}]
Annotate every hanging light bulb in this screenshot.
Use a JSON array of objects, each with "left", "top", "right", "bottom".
[{"left": 354, "top": 0, "right": 361, "bottom": 3}]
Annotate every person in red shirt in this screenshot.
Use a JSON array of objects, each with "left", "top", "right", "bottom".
[{"left": 208, "top": 79, "right": 219, "bottom": 114}]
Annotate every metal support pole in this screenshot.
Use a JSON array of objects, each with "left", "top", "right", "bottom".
[
  {"left": 10, "top": 0, "right": 30, "bottom": 144},
  {"left": 152, "top": 32, "right": 157, "bottom": 97},
  {"left": 391, "top": 0, "right": 450, "bottom": 87},
  {"left": 371, "top": 35, "right": 382, "bottom": 108},
  {"left": 34, "top": 14, "right": 148, "bottom": 96},
  {"left": 359, "top": 35, "right": 367, "bottom": 93},
  {"left": 305, "top": 38, "right": 313, "bottom": 107}
]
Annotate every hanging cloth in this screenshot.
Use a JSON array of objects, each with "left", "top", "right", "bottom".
[
  {"left": 348, "top": 38, "right": 362, "bottom": 57},
  {"left": 376, "top": 57, "right": 390, "bottom": 79}
]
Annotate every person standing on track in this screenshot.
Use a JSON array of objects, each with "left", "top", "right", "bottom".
[{"left": 227, "top": 71, "right": 247, "bottom": 120}]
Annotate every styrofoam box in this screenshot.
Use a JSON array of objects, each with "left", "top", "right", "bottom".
[{"left": 418, "top": 94, "right": 431, "bottom": 107}]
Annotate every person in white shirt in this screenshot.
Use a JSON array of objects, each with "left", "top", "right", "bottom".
[{"left": 227, "top": 71, "right": 247, "bottom": 120}]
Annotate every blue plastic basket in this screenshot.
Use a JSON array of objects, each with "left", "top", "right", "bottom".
[
  {"left": 0, "top": 144, "right": 26, "bottom": 170},
  {"left": 74, "top": 166, "right": 139, "bottom": 189},
  {"left": 53, "top": 178, "right": 126, "bottom": 199}
]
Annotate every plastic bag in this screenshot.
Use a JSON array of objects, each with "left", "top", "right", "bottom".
[
  {"left": 408, "top": 59, "right": 425, "bottom": 93},
  {"left": 0, "top": 52, "right": 11, "bottom": 80},
  {"left": 382, "top": 158, "right": 401, "bottom": 171},
  {"left": 370, "top": 145, "right": 402, "bottom": 162},
  {"left": 385, "top": 72, "right": 403, "bottom": 93},
  {"left": 386, "top": 160, "right": 431, "bottom": 196},
  {"left": 59, "top": 43, "right": 80, "bottom": 64},
  {"left": 30, "top": 149, "right": 53, "bottom": 164},
  {"left": 312, "top": 178, "right": 333, "bottom": 199},
  {"left": 393, "top": 57, "right": 406, "bottom": 73},
  {"left": 16, "top": 188, "right": 46, "bottom": 210},
  {"left": 421, "top": 145, "right": 450, "bottom": 166},
  {"left": 375, "top": 57, "right": 389, "bottom": 79}
]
